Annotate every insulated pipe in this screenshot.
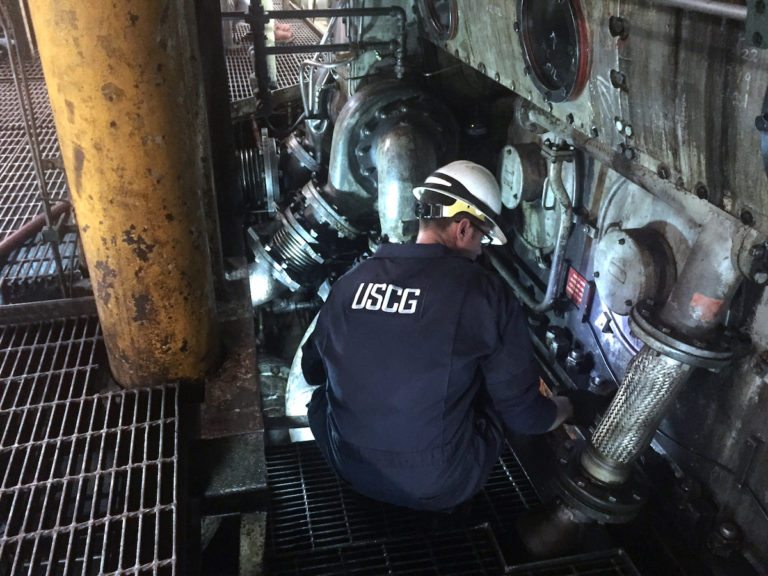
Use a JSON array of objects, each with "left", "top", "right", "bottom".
[
  {"left": 26, "top": 0, "right": 219, "bottom": 388},
  {"left": 375, "top": 123, "right": 437, "bottom": 242},
  {"left": 650, "top": 0, "right": 747, "bottom": 21},
  {"left": 490, "top": 159, "right": 573, "bottom": 313}
]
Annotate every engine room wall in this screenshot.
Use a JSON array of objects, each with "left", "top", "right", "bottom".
[
  {"left": 241, "top": 0, "right": 768, "bottom": 567},
  {"left": 422, "top": 0, "right": 768, "bottom": 563},
  {"left": 439, "top": 1, "right": 768, "bottom": 228}
]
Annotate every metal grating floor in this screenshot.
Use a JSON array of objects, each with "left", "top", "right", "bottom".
[
  {"left": 265, "top": 440, "right": 539, "bottom": 554},
  {"left": 0, "top": 58, "right": 64, "bottom": 239},
  {"left": 0, "top": 231, "right": 81, "bottom": 305},
  {"left": 264, "top": 441, "right": 642, "bottom": 575},
  {"left": 0, "top": 316, "right": 180, "bottom": 575},
  {"left": 0, "top": 55, "right": 76, "bottom": 301},
  {"left": 505, "top": 549, "right": 640, "bottom": 575},
  {"left": 267, "top": 525, "right": 506, "bottom": 576},
  {"left": 225, "top": 4, "right": 323, "bottom": 101}
]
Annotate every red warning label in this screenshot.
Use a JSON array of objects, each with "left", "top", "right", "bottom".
[{"left": 566, "top": 267, "right": 588, "bottom": 306}]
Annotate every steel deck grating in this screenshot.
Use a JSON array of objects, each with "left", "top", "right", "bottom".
[
  {"left": 0, "top": 317, "right": 180, "bottom": 575},
  {"left": 265, "top": 440, "right": 538, "bottom": 554},
  {"left": 225, "top": 8, "right": 324, "bottom": 101},
  {"left": 0, "top": 79, "right": 55, "bottom": 130},
  {"left": 505, "top": 549, "right": 641, "bottom": 575},
  {"left": 0, "top": 123, "right": 66, "bottom": 240},
  {"left": 264, "top": 442, "right": 642, "bottom": 575},
  {"left": 0, "top": 53, "right": 72, "bottom": 300},
  {"left": 0, "top": 60, "right": 45, "bottom": 82},
  {"left": 266, "top": 525, "right": 506, "bottom": 576},
  {"left": 0, "top": 231, "right": 80, "bottom": 304}
]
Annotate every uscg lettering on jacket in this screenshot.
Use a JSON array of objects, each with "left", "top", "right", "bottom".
[{"left": 351, "top": 282, "right": 421, "bottom": 314}]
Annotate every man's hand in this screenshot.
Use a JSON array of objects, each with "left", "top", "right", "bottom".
[
  {"left": 275, "top": 22, "right": 293, "bottom": 43},
  {"left": 560, "top": 388, "right": 612, "bottom": 427},
  {"left": 547, "top": 396, "right": 574, "bottom": 431}
]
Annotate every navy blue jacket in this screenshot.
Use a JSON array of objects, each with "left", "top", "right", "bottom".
[{"left": 302, "top": 243, "right": 557, "bottom": 510}]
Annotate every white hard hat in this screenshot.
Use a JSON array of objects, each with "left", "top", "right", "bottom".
[{"left": 413, "top": 160, "right": 507, "bottom": 245}]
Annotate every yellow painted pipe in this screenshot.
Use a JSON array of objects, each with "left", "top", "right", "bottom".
[{"left": 26, "top": 0, "right": 219, "bottom": 387}]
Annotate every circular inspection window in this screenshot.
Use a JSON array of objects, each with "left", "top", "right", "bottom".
[
  {"left": 421, "top": 0, "right": 459, "bottom": 41},
  {"left": 517, "top": 0, "right": 590, "bottom": 102}
]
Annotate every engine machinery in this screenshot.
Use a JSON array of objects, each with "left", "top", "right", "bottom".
[
  {"left": 2, "top": 0, "right": 768, "bottom": 574},
  {"left": 234, "top": 0, "right": 768, "bottom": 572}
]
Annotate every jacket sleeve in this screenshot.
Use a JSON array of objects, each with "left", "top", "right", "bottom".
[
  {"left": 300, "top": 329, "right": 327, "bottom": 386},
  {"left": 481, "top": 285, "right": 557, "bottom": 434}
]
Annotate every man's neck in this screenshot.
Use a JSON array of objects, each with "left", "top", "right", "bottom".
[
  {"left": 415, "top": 228, "right": 477, "bottom": 259},
  {"left": 416, "top": 228, "right": 448, "bottom": 246}
]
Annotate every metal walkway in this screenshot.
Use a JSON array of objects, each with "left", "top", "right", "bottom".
[
  {"left": 264, "top": 441, "right": 641, "bottom": 575},
  {"left": 0, "top": 313, "right": 186, "bottom": 575},
  {"left": 0, "top": 56, "right": 79, "bottom": 304},
  {"left": 225, "top": 1, "right": 323, "bottom": 101}
]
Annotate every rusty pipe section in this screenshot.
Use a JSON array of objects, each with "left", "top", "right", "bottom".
[
  {"left": 659, "top": 214, "right": 751, "bottom": 337},
  {"left": 375, "top": 123, "right": 437, "bottom": 242},
  {"left": 26, "top": 0, "right": 219, "bottom": 388}
]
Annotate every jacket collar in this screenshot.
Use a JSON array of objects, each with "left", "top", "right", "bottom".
[{"left": 372, "top": 242, "right": 471, "bottom": 259}]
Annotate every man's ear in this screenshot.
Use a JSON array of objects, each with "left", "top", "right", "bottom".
[{"left": 456, "top": 218, "right": 473, "bottom": 241}]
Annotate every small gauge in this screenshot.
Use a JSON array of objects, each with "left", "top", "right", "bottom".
[{"left": 499, "top": 144, "right": 548, "bottom": 209}]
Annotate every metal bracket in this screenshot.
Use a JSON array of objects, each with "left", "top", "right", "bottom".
[
  {"left": 748, "top": 241, "right": 768, "bottom": 284},
  {"left": 541, "top": 138, "right": 575, "bottom": 163},
  {"left": 231, "top": 96, "right": 265, "bottom": 120},
  {"left": 260, "top": 128, "right": 279, "bottom": 215},
  {"left": 746, "top": 0, "right": 768, "bottom": 49},
  {"left": 40, "top": 209, "right": 75, "bottom": 243}
]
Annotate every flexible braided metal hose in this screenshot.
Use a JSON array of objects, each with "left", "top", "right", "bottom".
[{"left": 585, "top": 346, "right": 692, "bottom": 482}]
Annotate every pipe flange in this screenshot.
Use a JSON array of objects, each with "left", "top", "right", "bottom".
[
  {"left": 629, "top": 300, "right": 734, "bottom": 369},
  {"left": 286, "top": 133, "right": 321, "bottom": 173},
  {"left": 247, "top": 229, "right": 300, "bottom": 292},
  {"left": 261, "top": 128, "right": 280, "bottom": 214},
  {"left": 554, "top": 441, "right": 647, "bottom": 524},
  {"left": 353, "top": 95, "right": 454, "bottom": 194},
  {"left": 301, "top": 180, "right": 360, "bottom": 239},
  {"left": 329, "top": 81, "right": 458, "bottom": 197}
]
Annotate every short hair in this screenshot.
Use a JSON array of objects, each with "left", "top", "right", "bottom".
[{"left": 418, "top": 217, "right": 454, "bottom": 233}]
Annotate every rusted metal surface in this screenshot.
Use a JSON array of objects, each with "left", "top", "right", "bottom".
[
  {"left": 25, "top": 0, "right": 219, "bottom": 387},
  {"left": 439, "top": 1, "right": 768, "bottom": 228},
  {"left": 198, "top": 270, "right": 266, "bottom": 515},
  {"left": 0, "top": 295, "right": 97, "bottom": 325},
  {"left": 201, "top": 270, "right": 263, "bottom": 439}
]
